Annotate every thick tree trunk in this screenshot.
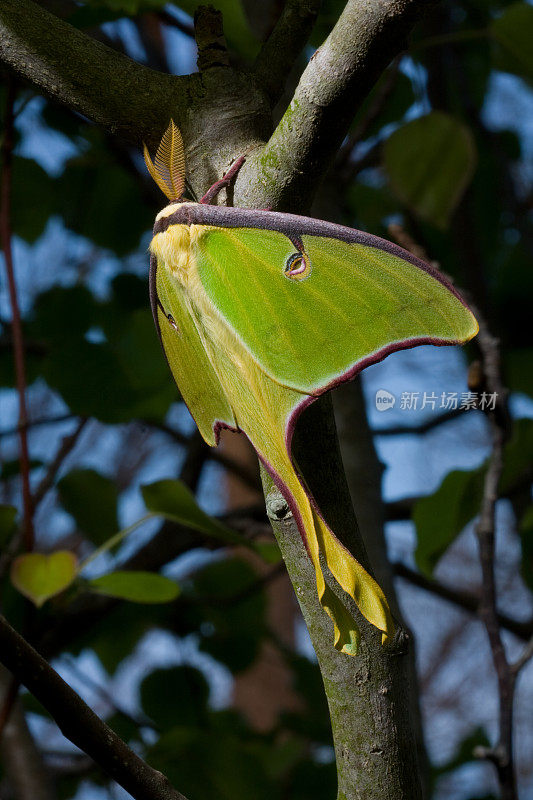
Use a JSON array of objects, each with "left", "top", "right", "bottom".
[{"left": 262, "top": 395, "right": 423, "bottom": 800}]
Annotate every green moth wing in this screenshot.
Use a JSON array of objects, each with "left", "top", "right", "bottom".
[
  {"left": 192, "top": 225, "right": 478, "bottom": 394},
  {"left": 153, "top": 204, "right": 478, "bottom": 397},
  {"left": 150, "top": 254, "right": 236, "bottom": 445}
]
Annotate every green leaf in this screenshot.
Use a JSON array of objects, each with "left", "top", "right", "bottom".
[
  {"left": 88, "top": 571, "right": 180, "bottom": 603},
  {"left": 414, "top": 468, "right": 486, "bottom": 575},
  {"left": 0, "top": 459, "right": 43, "bottom": 481},
  {"left": 68, "top": 602, "right": 156, "bottom": 674},
  {"left": 9, "top": 157, "right": 57, "bottom": 242},
  {"left": 57, "top": 469, "right": 118, "bottom": 545},
  {"left": 141, "top": 666, "right": 209, "bottom": 730},
  {"left": 56, "top": 144, "right": 153, "bottom": 255},
  {"left": 30, "top": 286, "right": 98, "bottom": 344},
  {"left": 0, "top": 505, "right": 17, "bottom": 548},
  {"left": 190, "top": 557, "right": 266, "bottom": 672},
  {"left": 42, "top": 338, "right": 134, "bottom": 422},
  {"left": 500, "top": 418, "right": 533, "bottom": 494},
  {"left": 492, "top": 3, "right": 533, "bottom": 82},
  {"left": 10, "top": 551, "right": 78, "bottom": 607},
  {"left": 252, "top": 541, "right": 282, "bottom": 564},
  {"left": 383, "top": 112, "right": 477, "bottom": 228},
  {"left": 141, "top": 479, "right": 243, "bottom": 545},
  {"left": 146, "top": 727, "right": 273, "bottom": 800},
  {"left": 504, "top": 348, "right": 533, "bottom": 396},
  {"left": 415, "top": 419, "right": 533, "bottom": 575}
]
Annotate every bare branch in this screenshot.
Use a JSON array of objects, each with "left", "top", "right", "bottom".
[
  {"left": 0, "top": 0, "right": 190, "bottom": 146},
  {"left": 158, "top": 9, "right": 195, "bottom": 39},
  {"left": 512, "top": 635, "right": 533, "bottom": 675},
  {"left": 33, "top": 419, "right": 88, "bottom": 509},
  {"left": 253, "top": 0, "right": 322, "bottom": 104},
  {"left": 474, "top": 323, "right": 517, "bottom": 799},
  {"left": 1, "top": 81, "right": 34, "bottom": 551},
  {"left": 0, "top": 414, "right": 77, "bottom": 438},
  {"left": 337, "top": 57, "right": 401, "bottom": 168},
  {"left": 194, "top": 5, "right": 230, "bottom": 70},
  {"left": 394, "top": 562, "right": 533, "bottom": 642},
  {"left": 0, "top": 616, "right": 189, "bottom": 800},
  {"left": 374, "top": 407, "right": 469, "bottom": 437}
]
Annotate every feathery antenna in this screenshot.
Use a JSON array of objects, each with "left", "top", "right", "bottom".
[{"left": 143, "top": 120, "right": 185, "bottom": 201}]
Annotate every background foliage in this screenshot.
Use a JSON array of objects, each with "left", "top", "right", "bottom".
[{"left": 1, "top": 1, "right": 532, "bottom": 799}]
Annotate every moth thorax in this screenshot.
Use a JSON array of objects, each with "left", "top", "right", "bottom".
[{"left": 150, "top": 224, "right": 195, "bottom": 283}]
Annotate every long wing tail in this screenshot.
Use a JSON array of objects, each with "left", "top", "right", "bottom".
[{"left": 262, "top": 446, "right": 394, "bottom": 655}]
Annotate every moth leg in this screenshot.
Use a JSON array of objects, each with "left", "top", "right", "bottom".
[
  {"left": 156, "top": 299, "right": 181, "bottom": 335},
  {"left": 200, "top": 155, "right": 247, "bottom": 205}
]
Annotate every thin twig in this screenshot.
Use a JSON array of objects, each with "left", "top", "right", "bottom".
[
  {"left": 337, "top": 57, "right": 401, "bottom": 169},
  {"left": 157, "top": 9, "right": 195, "bottom": 39},
  {"left": 32, "top": 419, "right": 88, "bottom": 509},
  {"left": 0, "top": 81, "right": 34, "bottom": 552},
  {"left": 0, "top": 615, "right": 189, "bottom": 800},
  {"left": 393, "top": 562, "right": 533, "bottom": 643},
  {"left": 200, "top": 561, "right": 287, "bottom": 608},
  {"left": 0, "top": 414, "right": 77, "bottom": 438},
  {"left": 471, "top": 314, "right": 517, "bottom": 799},
  {"left": 154, "top": 422, "right": 261, "bottom": 492},
  {"left": 0, "top": 665, "right": 55, "bottom": 800},
  {"left": 373, "top": 407, "right": 469, "bottom": 437},
  {"left": 62, "top": 655, "right": 157, "bottom": 732},
  {"left": 511, "top": 635, "right": 533, "bottom": 675}
]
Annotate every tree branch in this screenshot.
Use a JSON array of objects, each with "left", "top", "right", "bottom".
[
  {"left": 0, "top": 0, "right": 189, "bottom": 146},
  {"left": 194, "top": 5, "right": 230, "bottom": 70},
  {"left": 244, "top": 0, "right": 437, "bottom": 210},
  {"left": 473, "top": 317, "right": 517, "bottom": 799},
  {"left": 394, "top": 562, "right": 533, "bottom": 642},
  {"left": 253, "top": 0, "right": 322, "bottom": 104},
  {"left": 1, "top": 81, "right": 35, "bottom": 552},
  {"left": 0, "top": 616, "right": 189, "bottom": 800},
  {"left": 512, "top": 635, "right": 533, "bottom": 675},
  {"left": 373, "top": 407, "right": 468, "bottom": 437},
  {"left": 261, "top": 394, "right": 424, "bottom": 800},
  {"left": 32, "top": 418, "right": 87, "bottom": 509}
]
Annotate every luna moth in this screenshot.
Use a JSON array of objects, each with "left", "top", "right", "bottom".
[{"left": 144, "top": 121, "right": 478, "bottom": 655}]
